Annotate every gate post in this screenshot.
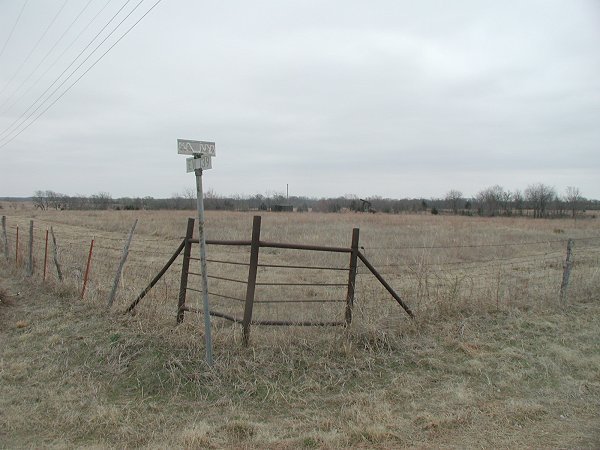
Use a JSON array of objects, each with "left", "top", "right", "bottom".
[
  {"left": 345, "top": 228, "right": 360, "bottom": 326},
  {"left": 177, "top": 218, "right": 195, "bottom": 324},
  {"left": 242, "top": 215, "right": 261, "bottom": 346}
]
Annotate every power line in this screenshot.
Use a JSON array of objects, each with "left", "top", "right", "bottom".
[
  {"left": 0, "top": 0, "right": 133, "bottom": 142},
  {"left": 0, "top": 0, "right": 164, "bottom": 150},
  {"left": 0, "top": 0, "right": 96, "bottom": 115},
  {"left": 0, "top": 0, "right": 116, "bottom": 122},
  {"left": 0, "top": 0, "right": 70, "bottom": 99},
  {"left": 0, "top": 0, "right": 30, "bottom": 61}
]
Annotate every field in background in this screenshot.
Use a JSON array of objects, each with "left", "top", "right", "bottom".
[
  {"left": 1, "top": 207, "right": 599, "bottom": 447},
  {"left": 1, "top": 207, "right": 599, "bottom": 325}
]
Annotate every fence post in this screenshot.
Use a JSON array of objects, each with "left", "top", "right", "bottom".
[
  {"left": 16, "top": 225, "right": 19, "bottom": 266},
  {"left": 81, "top": 238, "right": 94, "bottom": 299},
  {"left": 50, "top": 226, "right": 63, "bottom": 281},
  {"left": 107, "top": 219, "right": 138, "bottom": 308},
  {"left": 345, "top": 228, "right": 360, "bottom": 326},
  {"left": 27, "top": 220, "right": 34, "bottom": 276},
  {"left": 560, "top": 239, "right": 574, "bottom": 303},
  {"left": 43, "top": 229, "right": 49, "bottom": 281},
  {"left": 1, "top": 216, "right": 8, "bottom": 260},
  {"left": 177, "top": 218, "right": 195, "bottom": 324},
  {"left": 242, "top": 215, "right": 261, "bottom": 346}
]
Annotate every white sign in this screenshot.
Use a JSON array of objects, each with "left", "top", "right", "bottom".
[
  {"left": 186, "top": 155, "right": 212, "bottom": 172},
  {"left": 178, "top": 139, "right": 216, "bottom": 156}
]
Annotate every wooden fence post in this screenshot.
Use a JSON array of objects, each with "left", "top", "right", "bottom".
[
  {"left": 27, "top": 220, "right": 34, "bottom": 276},
  {"left": 107, "top": 219, "right": 138, "bottom": 308},
  {"left": 50, "top": 226, "right": 63, "bottom": 281},
  {"left": 177, "top": 218, "right": 195, "bottom": 323},
  {"left": 81, "top": 238, "right": 94, "bottom": 299},
  {"left": 43, "top": 229, "right": 49, "bottom": 281},
  {"left": 242, "top": 215, "right": 261, "bottom": 346},
  {"left": 560, "top": 239, "right": 574, "bottom": 303},
  {"left": 1, "top": 216, "right": 8, "bottom": 260},
  {"left": 15, "top": 225, "right": 19, "bottom": 266},
  {"left": 345, "top": 228, "right": 360, "bottom": 326}
]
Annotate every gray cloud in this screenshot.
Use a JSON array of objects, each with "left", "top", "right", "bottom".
[{"left": 1, "top": 0, "right": 599, "bottom": 199}]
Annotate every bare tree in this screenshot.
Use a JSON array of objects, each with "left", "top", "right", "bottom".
[
  {"left": 445, "top": 189, "right": 463, "bottom": 214},
  {"left": 46, "top": 190, "right": 65, "bottom": 210},
  {"left": 476, "top": 185, "right": 505, "bottom": 216},
  {"left": 183, "top": 187, "right": 195, "bottom": 209},
  {"left": 565, "top": 186, "right": 583, "bottom": 218},
  {"left": 33, "top": 190, "right": 49, "bottom": 210},
  {"left": 525, "top": 183, "right": 555, "bottom": 218},
  {"left": 90, "top": 192, "right": 112, "bottom": 210},
  {"left": 513, "top": 189, "right": 525, "bottom": 215}
]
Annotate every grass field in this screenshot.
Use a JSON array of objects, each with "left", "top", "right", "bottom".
[{"left": 1, "top": 207, "right": 599, "bottom": 447}]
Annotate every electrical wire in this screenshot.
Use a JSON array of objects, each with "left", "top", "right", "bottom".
[
  {"left": 0, "top": 0, "right": 30, "bottom": 61},
  {"left": 0, "top": 0, "right": 96, "bottom": 115},
  {"left": 0, "top": 0, "right": 135, "bottom": 142},
  {"left": 0, "top": 0, "right": 115, "bottom": 124},
  {"left": 0, "top": 0, "right": 69, "bottom": 99},
  {"left": 0, "top": 0, "right": 163, "bottom": 149}
]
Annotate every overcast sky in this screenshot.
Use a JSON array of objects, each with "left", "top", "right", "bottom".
[{"left": 1, "top": 0, "right": 599, "bottom": 199}]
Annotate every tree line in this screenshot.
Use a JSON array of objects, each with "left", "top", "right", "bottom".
[{"left": 27, "top": 183, "right": 597, "bottom": 218}]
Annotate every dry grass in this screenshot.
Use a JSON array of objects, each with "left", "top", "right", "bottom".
[{"left": 0, "top": 208, "right": 599, "bottom": 447}]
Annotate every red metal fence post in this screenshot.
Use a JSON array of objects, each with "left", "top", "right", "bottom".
[
  {"left": 81, "top": 238, "right": 94, "bottom": 299},
  {"left": 345, "top": 228, "right": 360, "bottom": 326},
  {"left": 177, "top": 218, "right": 195, "bottom": 324},
  {"left": 242, "top": 215, "right": 262, "bottom": 346}
]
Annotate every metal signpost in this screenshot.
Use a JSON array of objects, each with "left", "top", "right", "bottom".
[{"left": 178, "top": 138, "right": 215, "bottom": 366}]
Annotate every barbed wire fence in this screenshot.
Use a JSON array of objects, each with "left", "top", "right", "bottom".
[{"left": 1, "top": 214, "right": 599, "bottom": 331}]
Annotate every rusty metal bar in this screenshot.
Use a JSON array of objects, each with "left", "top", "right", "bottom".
[
  {"left": 259, "top": 241, "right": 352, "bottom": 253},
  {"left": 255, "top": 281, "right": 346, "bottom": 287},
  {"left": 357, "top": 250, "right": 415, "bottom": 319},
  {"left": 184, "top": 305, "right": 344, "bottom": 327},
  {"left": 125, "top": 240, "right": 185, "bottom": 314},
  {"left": 186, "top": 288, "right": 245, "bottom": 303},
  {"left": 209, "top": 291, "right": 245, "bottom": 303},
  {"left": 345, "top": 228, "right": 360, "bottom": 326},
  {"left": 243, "top": 216, "right": 261, "bottom": 346},
  {"left": 207, "top": 274, "right": 248, "bottom": 284},
  {"left": 186, "top": 286, "right": 202, "bottom": 293},
  {"left": 193, "top": 238, "right": 351, "bottom": 253},
  {"left": 251, "top": 319, "right": 345, "bottom": 327},
  {"left": 258, "top": 262, "right": 349, "bottom": 271},
  {"left": 80, "top": 238, "right": 94, "bottom": 299},
  {"left": 206, "top": 258, "right": 251, "bottom": 266},
  {"left": 254, "top": 299, "right": 346, "bottom": 304},
  {"left": 190, "top": 239, "right": 252, "bottom": 246},
  {"left": 183, "top": 306, "right": 346, "bottom": 327},
  {"left": 183, "top": 306, "right": 242, "bottom": 323},
  {"left": 177, "top": 218, "right": 195, "bottom": 324}
]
